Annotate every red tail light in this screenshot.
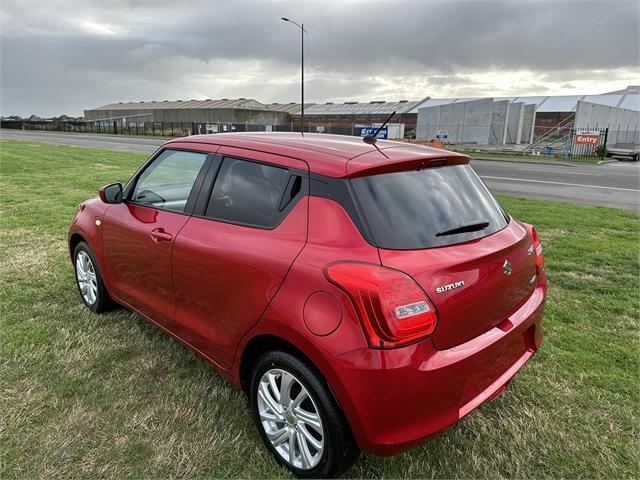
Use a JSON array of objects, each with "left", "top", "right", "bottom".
[
  {"left": 529, "top": 226, "right": 545, "bottom": 273},
  {"left": 324, "top": 262, "right": 438, "bottom": 348}
]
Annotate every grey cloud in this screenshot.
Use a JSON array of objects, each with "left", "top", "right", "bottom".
[{"left": 1, "top": 0, "right": 638, "bottom": 116}]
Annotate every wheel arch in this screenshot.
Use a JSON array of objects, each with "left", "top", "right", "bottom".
[
  {"left": 69, "top": 232, "right": 86, "bottom": 258},
  {"left": 239, "top": 334, "right": 322, "bottom": 394},
  {"left": 237, "top": 332, "right": 364, "bottom": 448}
]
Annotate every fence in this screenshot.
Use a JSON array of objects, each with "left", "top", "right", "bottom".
[
  {"left": 525, "top": 127, "right": 610, "bottom": 158},
  {"left": 562, "top": 128, "right": 608, "bottom": 158},
  {"left": 413, "top": 122, "right": 606, "bottom": 146},
  {"left": 1, "top": 120, "right": 198, "bottom": 137},
  {"left": 0, "top": 120, "right": 629, "bottom": 158},
  {"left": 0, "top": 120, "right": 393, "bottom": 138}
]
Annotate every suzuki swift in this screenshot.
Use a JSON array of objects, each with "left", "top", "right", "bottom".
[{"left": 69, "top": 133, "right": 546, "bottom": 478}]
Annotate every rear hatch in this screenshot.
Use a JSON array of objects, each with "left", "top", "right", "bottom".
[{"left": 350, "top": 163, "right": 537, "bottom": 350}]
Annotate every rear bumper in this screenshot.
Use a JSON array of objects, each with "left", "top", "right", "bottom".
[
  {"left": 329, "top": 284, "right": 546, "bottom": 456},
  {"left": 608, "top": 148, "right": 638, "bottom": 155}
]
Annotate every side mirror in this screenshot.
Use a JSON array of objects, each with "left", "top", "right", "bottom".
[{"left": 98, "top": 183, "right": 123, "bottom": 204}]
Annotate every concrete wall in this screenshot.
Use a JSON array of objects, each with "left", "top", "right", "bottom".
[
  {"left": 417, "top": 98, "right": 494, "bottom": 143},
  {"left": 416, "top": 104, "right": 441, "bottom": 140},
  {"left": 521, "top": 104, "right": 536, "bottom": 144},
  {"left": 440, "top": 102, "right": 467, "bottom": 142},
  {"left": 506, "top": 102, "right": 525, "bottom": 144},
  {"left": 489, "top": 100, "right": 509, "bottom": 144},
  {"left": 461, "top": 99, "right": 494, "bottom": 144},
  {"left": 575, "top": 101, "right": 640, "bottom": 144},
  {"left": 417, "top": 98, "right": 525, "bottom": 145}
]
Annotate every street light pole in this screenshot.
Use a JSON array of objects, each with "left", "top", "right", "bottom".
[
  {"left": 301, "top": 22, "right": 304, "bottom": 133},
  {"left": 281, "top": 17, "right": 307, "bottom": 134}
]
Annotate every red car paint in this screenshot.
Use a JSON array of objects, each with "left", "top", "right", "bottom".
[{"left": 69, "top": 133, "right": 546, "bottom": 456}]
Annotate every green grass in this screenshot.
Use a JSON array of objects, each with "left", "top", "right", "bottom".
[{"left": 1, "top": 139, "right": 638, "bottom": 479}]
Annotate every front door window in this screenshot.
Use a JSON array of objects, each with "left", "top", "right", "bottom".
[{"left": 132, "top": 150, "right": 208, "bottom": 212}]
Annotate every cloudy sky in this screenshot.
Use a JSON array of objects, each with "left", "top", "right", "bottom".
[{"left": 1, "top": 0, "right": 638, "bottom": 117}]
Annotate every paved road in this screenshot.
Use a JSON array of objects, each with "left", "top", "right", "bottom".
[
  {"left": 0, "top": 129, "right": 165, "bottom": 153},
  {"left": 3, "top": 129, "right": 639, "bottom": 211},
  {"left": 473, "top": 159, "right": 639, "bottom": 211}
]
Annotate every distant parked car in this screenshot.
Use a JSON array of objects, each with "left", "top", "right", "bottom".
[
  {"left": 68, "top": 133, "right": 547, "bottom": 478},
  {"left": 606, "top": 143, "right": 640, "bottom": 161}
]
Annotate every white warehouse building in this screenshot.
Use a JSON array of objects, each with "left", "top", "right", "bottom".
[{"left": 414, "top": 86, "right": 640, "bottom": 145}]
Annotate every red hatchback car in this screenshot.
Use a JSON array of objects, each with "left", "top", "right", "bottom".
[{"left": 69, "top": 133, "right": 546, "bottom": 477}]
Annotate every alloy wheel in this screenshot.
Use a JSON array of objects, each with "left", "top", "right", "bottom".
[
  {"left": 76, "top": 250, "right": 98, "bottom": 305},
  {"left": 257, "top": 368, "right": 325, "bottom": 470}
]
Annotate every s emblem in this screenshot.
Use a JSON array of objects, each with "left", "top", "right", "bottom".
[{"left": 503, "top": 259, "right": 512, "bottom": 277}]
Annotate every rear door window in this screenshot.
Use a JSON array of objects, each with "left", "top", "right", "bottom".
[
  {"left": 204, "top": 157, "right": 296, "bottom": 228},
  {"left": 132, "top": 149, "right": 208, "bottom": 213},
  {"left": 350, "top": 165, "right": 509, "bottom": 249}
]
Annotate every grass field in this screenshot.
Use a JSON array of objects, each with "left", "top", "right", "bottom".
[{"left": 1, "top": 139, "right": 638, "bottom": 479}]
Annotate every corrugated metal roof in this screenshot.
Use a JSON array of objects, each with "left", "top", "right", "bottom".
[
  {"left": 535, "top": 95, "right": 584, "bottom": 112},
  {"left": 87, "top": 87, "right": 640, "bottom": 117},
  {"left": 602, "top": 85, "right": 640, "bottom": 95},
  {"left": 618, "top": 94, "right": 640, "bottom": 110},
  {"left": 410, "top": 87, "right": 640, "bottom": 113},
  {"left": 89, "top": 98, "right": 425, "bottom": 115},
  {"left": 413, "top": 98, "right": 459, "bottom": 108},
  {"left": 300, "top": 99, "right": 426, "bottom": 115},
  {"left": 264, "top": 103, "right": 315, "bottom": 114},
  {"left": 494, "top": 96, "right": 549, "bottom": 106},
  {"left": 453, "top": 97, "right": 482, "bottom": 103},
  {"left": 87, "top": 98, "right": 270, "bottom": 111},
  {"left": 581, "top": 94, "right": 623, "bottom": 107}
]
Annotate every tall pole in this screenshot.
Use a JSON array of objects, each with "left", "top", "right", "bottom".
[
  {"left": 281, "top": 17, "right": 306, "bottom": 134},
  {"left": 301, "top": 23, "right": 304, "bottom": 134}
]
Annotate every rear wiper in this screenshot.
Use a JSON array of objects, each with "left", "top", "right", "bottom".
[{"left": 436, "top": 220, "right": 490, "bottom": 237}]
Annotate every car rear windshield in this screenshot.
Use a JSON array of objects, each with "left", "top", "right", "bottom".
[{"left": 350, "top": 165, "right": 509, "bottom": 250}]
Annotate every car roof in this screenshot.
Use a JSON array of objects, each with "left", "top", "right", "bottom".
[{"left": 165, "top": 132, "right": 469, "bottom": 178}]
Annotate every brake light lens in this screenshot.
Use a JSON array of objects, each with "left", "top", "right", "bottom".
[
  {"left": 324, "top": 262, "right": 438, "bottom": 348},
  {"left": 529, "top": 226, "right": 545, "bottom": 273}
]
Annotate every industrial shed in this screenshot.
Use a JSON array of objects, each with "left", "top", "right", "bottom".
[
  {"left": 82, "top": 97, "right": 427, "bottom": 137},
  {"left": 84, "top": 98, "right": 289, "bottom": 126},
  {"left": 278, "top": 99, "right": 425, "bottom": 129}
]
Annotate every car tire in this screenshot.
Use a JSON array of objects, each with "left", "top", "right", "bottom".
[
  {"left": 249, "top": 350, "right": 359, "bottom": 478},
  {"left": 73, "top": 241, "right": 113, "bottom": 313}
]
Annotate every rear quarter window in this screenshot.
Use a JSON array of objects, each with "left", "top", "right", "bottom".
[{"left": 351, "top": 165, "right": 509, "bottom": 249}]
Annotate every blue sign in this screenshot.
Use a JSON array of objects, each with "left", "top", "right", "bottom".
[
  {"left": 435, "top": 129, "right": 448, "bottom": 140},
  {"left": 356, "top": 127, "right": 388, "bottom": 140}
]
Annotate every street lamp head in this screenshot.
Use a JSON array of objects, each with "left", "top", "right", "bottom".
[{"left": 281, "top": 17, "right": 289, "bottom": 22}]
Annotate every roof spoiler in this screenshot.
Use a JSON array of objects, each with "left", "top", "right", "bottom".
[{"left": 348, "top": 154, "right": 470, "bottom": 178}]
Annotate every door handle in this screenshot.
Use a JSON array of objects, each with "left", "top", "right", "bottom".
[{"left": 150, "top": 228, "right": 173, "bottom": 243}]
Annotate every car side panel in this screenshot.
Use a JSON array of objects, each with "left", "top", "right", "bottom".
[
  {"left": 171, "top": 148, "right": 310, "bottom": 370},
  {"left": 236, "top": 196, "right": 377, "bottom": 361},
  {"left": 68, "top": 197, "right": 110, "bottom": 264},
  {"left": 101, "top": 203, "right": 190, "bottom": 328},
  {"left": 171, "top": 198, "right": 308, "bottom": 369},
  {"left": 230, "top": 196, "right": 379, "bottom": 425}
]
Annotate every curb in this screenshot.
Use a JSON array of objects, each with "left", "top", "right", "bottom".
[{"left": 470, "top": 156, "right": 581, "bottom": 167}]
